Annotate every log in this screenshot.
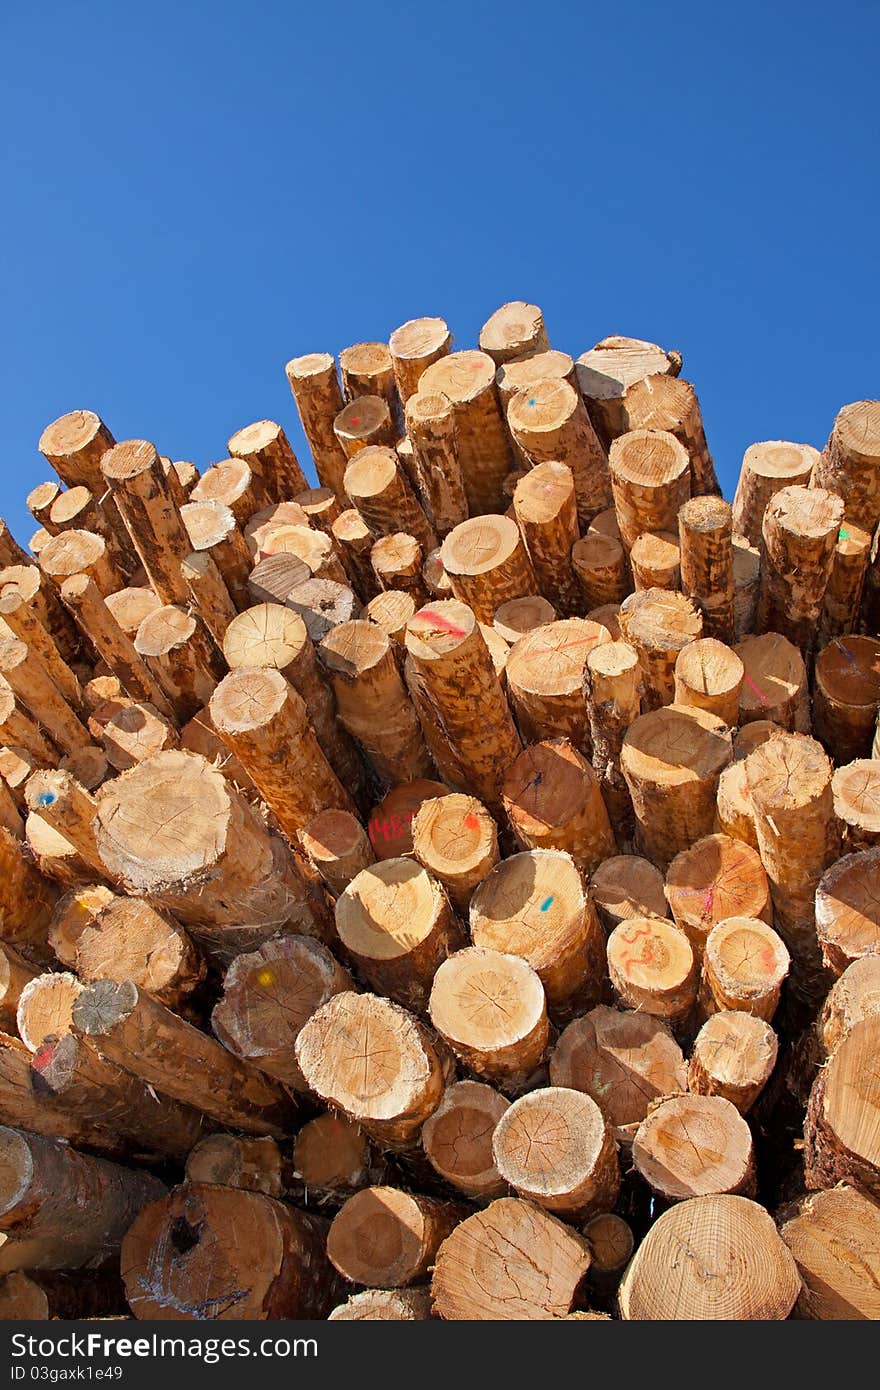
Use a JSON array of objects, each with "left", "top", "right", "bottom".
[
  {"left": 411, "top": 792, "right": 498, "bottom": 915},
  {"left": 423, "top": 547, "right": 452, "bottom": 598},
  {"left": 575, "top": 335, "right": 681, "bottom": 449},
  {"left": 73, "top": 977, "right": 297, "bottom": 1136},
  {"left": 815, "top": 847, "right": 880, "bottom": 974},
  {"left": 588, "top": 854, "right": 668, "bottom": 932},
  {"left": 507, "top": 379, "right": 611, "bottom": 527},
  {"left": 30, "top": 1032, "right": 207, "bottom": 1162},
  {"left": 299, "top": 809, "right": 375, "bottom": 895},
  {"left": 181, "top": 499, "right": 252, "bottom": 608},
  {"left": 121, "top": 1183, "right": 338, "bottom": 1320},
  {"left": 334, "top": 395, "right": 397, "bottom": 458},
  {"left": 47, "top": 883, "right": 115, "bottom": 967},
  {"left": 745, "top": 732, "right": 840, "bottom": 975},
  {"left": 583, "top": 638, "right": 640, "bottom": 838},
  {"left": 294, "top": 991, "right": 450, "bottom": 1149},
  {"left": 804, "top": 1016, "right": 880, "bottom": 1199},
  {"left": 261, "top": 524, "right": 348, "bottom": 585},
  {"left": 421, "top": 1079, "right": 510, "bottom": 1199},
  {"left": 185, "top": 1134, "right": 286, "bottom": 1197},
  {"left": 163, "top": 459, "right": 200, "bottom": 501},
  {"left": 371, "top": 532, "right": 426, "bottom": 600},
  {"left": 673, "top": 637, "right": 743, "bottom": 725},
  {"left": 294, "top": 486, "right": 342, "bottom": 535},
  {"left": 818, "top": 521, "right": 872, "bottom": 643},
  {"left": 502, "top": 738, "right": 615, "bottom": 875},
  {"left": 687, "top": 1010, "right": 777, "bottom": 1112},
  {"left": 404, "top": 600, "right": 520, "bottom": 806},
  {"left": 606, "top": 916, "right": 697, "bottom": 1022},
  {"left": 227, "top": 419, "right": 307, "bottom": 500},
  {"left": 0, "top": 638, "right": 92, "bottom": 756},
  {"left": 469, "top": 848, "right": 605, "bottom": 1018},
  {"left": 632, "top": 1093, "right": 755, "bottom": 1200},
  {"left": 630, "top": 530, "right": 680, "bottom": 590},
  {"left": 735, "top": 631, "right": 809, "bottom": 730},
  {"left": 331, "top": 508, "right": 381, "bottom": 599},
  {"left": 550, "top": 1005, "right": 687, "bottom": 1145},
  {"left": 439, "top": 514, "right": 536, "bottom": 622},
  {"left": 366, "top": 588, "right": 417, "bottom": 645},
  {"left": 620, "top": 704, "right": 732, "bottom": 868},
  {"left": 133, "top": 605, "right": 224, "bottom": 722},
  {"left": 389, "top": 316, "right": 452, "bottom": 401},
  {"left": 812, "top": 399, "right": 880, "bottom": 531},
  {"left": 0, "top": 522, "right": 32, "bottom": 571},
  {"left": 570, "top": 533, "right": 629, "bottom": 608},
  {"left": 212, "top": 935, "right": 353, "bottom": 1090},
  {"left": 833, "top": 758, "right": 880, "bottom": 849},
  {"left": 25, "top": 811, "right": 93, "bottom": 890},
  {"left": 0, "top": 1030, "right": 121, "bottom": 1153},
  {"left": 495, "top": 349, "right": 575, "bottom": 408},
  {"left": 0, "top": 766, "right": 24, "bottom": 837},
  {"left": 732, "top": 532, "right": 761, "bottom": 640},
  {"left": 664, "top": 832, "right": 772, "bottom": 956},
  {"left": 0, "top": 827, "right": 59, "bottom": 959},
  {"left": 0, "top": 1270, "right": 125, "bottom": 1320},
  {"left": 623, "top": 373, "right": 720, "bottom": 496},
  {"left": 104, "top": 584, "right": 161, "bottom": 636},
  {"left": 100, "top": 440, "right": 194, "bottom": 604},
  {"left": 38, "top": 410, "right": 116, "bottom": 496},
  {"left": 584, "top": 1213, "right": 634, "bottom": 1301},
  {"left": 618, "top": 1194, "right": 800, "bottom": 1319},
  {"left": 101, "top": 699, "right": 179, "bottom": 771},
  {"left": 608, "top": 428, "right": 691, "bottom": 550},
  {"left": 618, "top": 587, "right": 703, "bottom": 710},
  {"left": 27, "top": 482, "right": 61, "bottom": 533},
  {"left": 16, "top": 971, "right": 82, "bottom": 1052},
  {"left": 0, "top": 1125, "right": 164, "bottom": 1268},
  {"left": 210, "top": 667, "right": 355, "bottom": 835},
  {"left": 59, "top": 573, "right": 177, "bottom": 719},
  {"left": 223, "top": 603, "right": 365, "bottom": 797},
  {"left": 677, "top": 495, "right": 735, "bottom": 642},
  {"left": 0, "top": 945, "right": 36, "bottom": 1031},
  {"left": 404, "top": 390, "right": 468, "bottom": 537},
  {"left": 293, "top": 1113, "right": 383, "bottom": 1200},
  {"left": 285, "top": 353, "right": 350, "bottom": 497},
  {"left": 512, "top": 462, "right": 581, "bottom": 615},
  {"left": 340, "top": 341, "right": 400, "bottom": 418},
  {"left": 329, "top": 1288, "right": 433, "bottom": 1320},
  {"left": 74, "top": 893, "right": 204, "bottom": 1009},
  {"left": 428, "top": 946, "right": 548, "bottom": 1090},
  {"left": 506, "top": 617, "right": 611, "bottom": 751},
  {"left": 180, "top": 550, "right": 237, "bottom": 643},
  {"left": 479, "top": 301, "right": 548, "bottom": 365},
  {"left": 431, "top": 1197, "right": 591, "bottom": 1321},
  {"left": 0, "top": 563, "right": 80, "bottom": 663},
  {"left": 493, "top": 1086, "right": 619, "bottom": 1220},
  {"left": 703, "top": 916, "right": 790, "bottom": 1021},
  {"left": 24, "top": 769, "right": 107, "bottom": 878},
  {"left": 367, "top": 780, "right": 450, "bottom": 860},
  {"left": 38, "top": 527, "right": 123, "bottom": 597},
  {"left": 780, "top": 1184, "right": 880, "bottom": 1320},
  {"left": 813, "top": 634, "right": 880, "bottom": 763},
  {"left": 47, "top": 485, "right": 135, "bottom": 573},
  {"left": 492, "top": 595, "right": 556, "bottom": 644},
  {"left": 320, "top": 619, "right": 432, "bottom": 786},
  {"left": 0, "top": 591, "right": 80, "bottom": 710},
  {"left": 419, "top": 351, "right": 514, "bottom": 515},
  {"left": 758, "top": 485, "right": 844, "bottom": 654},
  {"left": 817, "top": 954, "right": 879, "bottom": 1065},
  {"left": 92, "top": 749, "right": 330, "bottom": 952},
  {"left": 327, "top": 1187, "right": 463, "bottom": 1288},
  {"left": 731, "top": 440, "right": 817, "bottom": 545}
]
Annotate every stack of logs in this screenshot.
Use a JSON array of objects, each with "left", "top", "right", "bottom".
[{"left": 0, "top": 304, "right": 878, "bottom": 1322}]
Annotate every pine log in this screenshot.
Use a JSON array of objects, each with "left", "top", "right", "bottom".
[
  {"left": 181, "top": 499, "right": 252, "bottom": 608},
  {"left": 620, "top": 704, "right": 732, "bottom": 868},
  {"left": 0, "top": 826, "right": 58, "bottom": 959},
  {"left": 0, "top": 1030, "right": 121, "bottom": 1153},
  {"left": 492, "top": 1085, "right": 619, "bottom": 1220},
  {"left": 366, "top": 780, "right": 450, "bottom": 860},
  {"left": 732, "top": 532, "right": 761, "bottom": 640},
  {"left": 588, "top": 854, "right": 668, "bottom": 932},
  {"left": 584, "top": 1212, "right": 635, "bottom": 1300},
  {"left": 0, "top": 591, "right": 80, "bottom": 710},
  {"left": 366, "top": 588, "right": 417, "bottom": 645},
  {"left": 735, "top": 631, "right": 809, "bottom": 730},
  {"left": 92, "top": 749, "right": 330, "bottom": 952},
  {"left": 295, "top": 991, "right": 451, "bottom": 1149},
  {"left": 47, "top": 883, "right": 115, "bottom": 967},
  {"left": 16, "top": 971, "right": 82, "bottom": 1053},
  {"left": 623, "top": 373, "right": 720, "bottom": 497},
  {"left": 758, "top": 485, "right": 844, "bottom": 654},
  {"left": 0, "top": 1125, "right": 164, "bottom": 1269},
  {"left": 506, "top": 617, "right": 610, "bottom": 751},
  {"left": 121, "top": 1183, "right": 337, "bottom": 1320},
  {"left": 818, "top": 955, "right": 879, "bottom": 1059},
  {"left": 439, "top": 514, "right": 536, "bottom": 622},
  {"left": 340, "top": 341, "right": 399, "bottom": 418},
  {"left": 630, "top": 530, "right": 680, "bottom": 590},
  {"left": 404, "top": 390, "right": 468, "bottom": 537},
  {"left": 550, "top": 1004, "right": 687, "bottom": 1145},
  {"left": 815, "top": 847, "right": 880, "bottom": 975},
  {"left": 0, "top": 1269, "right": 125, "bottom": 1320},
  {"left": 100, "top": 439, "right": 194, "bottom": 603},
  {"left": 293, "top": 1113, "right": 383, "bottom": 1200},
  {"left": 329, "top": 1288, "right": 433, "bottom": 1320},
  {"left": 0, "top": 563, "right": 80, "bottom": 663},
  {"left": 429, "top": 945, "right": 548, "bottom": 1090},
  {"left": 26, "top": 810, "right": 94, "bottom": 890},
  {"left": 421, "top": 1080, "right": 510, "bottom": 1199},
  {"left": 496, "top": 348, "right": 575, "bottom": 407},
  {"left": 492, "top": 595, "right": 556, "bottom": 644},
  {"left": 673, "top": 637, "right": 743, "bottom": 724},
  {"left": 27, "top": 482, "right": 62, "bottom": 533},
  {"left": 101, "top": 699, "right": 179, "bottom": 771},
  {"left": 470, "top": 848, "right": 605, "bottom": 1018},
  {"left": 703, "top": 916, "right": 790, "bottom": 1021},
  {"left": 404, "top": 600, "right": 519, "bottom": 806},
  {"left": 0, "top": 945, "right": 36, "bottom": 1031},
  {"left": 419, "top": 351, "right": 514, "bottom": 515},
  {"left": 583, "top": 638, "right": 640, "bottom": 838},
  {"left": 818, "top": 521, "right": 872, "bottom": 643},
  {"left": 813, "top": 634, "right": 880, "bottom": 764},
  {"left": 507, "top": 379, "right": 611, "bottom": 527},
  {"left": 780, "top": 1184, "right": 880, "bottom": 1320},
  {"left": 0, "top": 765, "right": 25, "bottom": 836},
  {"left": 133, "top": 604, "right": 223, "bottom": 723},
  {"left": 633, "top": 1092, "right": 755, "bottom": 1199},
  {"left": 299, "top": 809, "right": 375, "bottom": 896},
  {"left": 687, "top": 1010, "right": 777, "bottom": 1112},
  {"left": 371, "top": 532, "right": 426, "bottom": 600},
  {"left": 328, "top": 1187, "right": 463, "bottom": 1288},
  {"left": 410, "top": 792, "right": 498, "bottom": 915},
  {"left": 479, "top": 301, "right": 548, "bottom": 365},
  {"left": 389, "top": 317, "right": 451, "bottom": 401},
  {"left": 677, "top": 495, "right": 735, "bottom": 642},
  {"left": 619, "top": 1194, "right": 799, "bottom": 1319},
  {"left": 227, "top": 419, "right": 308, "bottom": 499},
  {"left": 294, "top": 486, "right": 342, "bottom": 534},
  {"left": 575, "top": 335, "right": 681, "bottom": 449},
  {"left": 812, "top": 399, "right": 880, "bottom": 531},
  {"left": 512, "top": 462, "right": 581, "bottom": 615},
  {"left": 608, "top": 428, "right": 691, "bottom": 550},
  {"left": 212, "top": 934, "right": 352, "bottom": 1091},
  {"left": 60, "top": 573, "right": 177, "bottom": 719},
  {"left": 104, "top": 584, "right": 161, "bottom": 636},
  {"left": 804, "top": 1016, "right": 880, "bottom": 1199},
  {"left": 423, "top": 546, "right": 452, "bottom": 599},
  {"left": 618, "top": 587, "right": 703, "bottom": 710},
  {"left": 431, "top": 1197, "right": 591, "bottom": 1321},
  {"left": 285, "top": 353, "right": 350, "bottom": 497},
  {"left": 731, "top": 440, "right": 817, "bottom": 545},
  {"left": 571, "top": 533, "right": 629, "bottom": 608},
  {"left": 0, "top": 522, "right": 32, "bottom": 571},
  {"left": 664, "top": 832, "right": 771, "bottom": 957},
  {"left": 24, "top": 769, "right": 108, "bottom": 879},
  {"left": 179, "top": 550, "right": 237, "bottom": 644},
  {"left": 833, "top": 758, "right": 880, "bottom": 849},
  {"left": 0, "top": 638, "right": 92, "bottom": 755},
  {"left": 502, "top": 738, "right": 615, "bottom": 874},
  {"left": 47, "top": 485, "right": 135, "bottom": 574},
  {"left": 263, "top": 525, "right": 348, "bottom": 587},
  {"left": 75, "top": 893, "right": 204, "bottom": 1008},
  {"left": 607, "top": 916, "right": 697, "bottom": 1022},
  {"left": 331, "top": 508, "right": 381, "bottom": 600},
  {"left": 334, "top": 395, "right": 397, "bottom": 458}
]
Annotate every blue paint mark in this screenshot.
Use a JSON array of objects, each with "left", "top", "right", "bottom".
[
  {"left": 527, "top": 397, "right": 537, "bottom": 407},
  {"left": 540, "top": 895, "right": 554, "bottom": 912},
  {"left": 35, "top": 791, "right": 56, "bottom": 808}
]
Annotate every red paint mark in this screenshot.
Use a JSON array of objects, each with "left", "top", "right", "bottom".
[
  {"left": 617, "top": 920, "right": 658, "bottom": 972},
  {"left": 368, "top": 809, "right": 416, "bottom": 846},
  {"left": 531, "top": 635, "right": 600, "bottom": 658},
  {"left": 418, "top": 610, "right": 467, "bottom": 638},
  {"left": 742, "top": 672, "right": 769, "bottom": 707},
  {"left": 462, "top": 813, "right": 479, "bottom": 830},
  {"left": 349, "top": 416, "right": 361, "bottom": 427},
  {"left": 32, "top": 1041, "right": 56, "bottom": 1071},
  {"left": 701, "top": 883, "right": 716, "bottom": 920},
  {"left": 760, "top": 945, "right": 777, "bottom": 973}
]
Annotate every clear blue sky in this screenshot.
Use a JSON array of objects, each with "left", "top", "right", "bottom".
[{"left": 2, "top": 1, "right": 878, "bottom": 545}]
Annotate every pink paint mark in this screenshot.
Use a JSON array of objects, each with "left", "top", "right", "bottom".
[
  {"left": 463, "top": 813, "right": 479, "bottom": 830},
  {"left": 418, "top": 609, "right": 467, "bottom": 638},
  {"left": 742, "top": 672, "right": 770, "bottom": 707}
]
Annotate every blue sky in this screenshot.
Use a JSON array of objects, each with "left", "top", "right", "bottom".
[{"left": 2, "top": 1, "right": 877, "bottom": 545}]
